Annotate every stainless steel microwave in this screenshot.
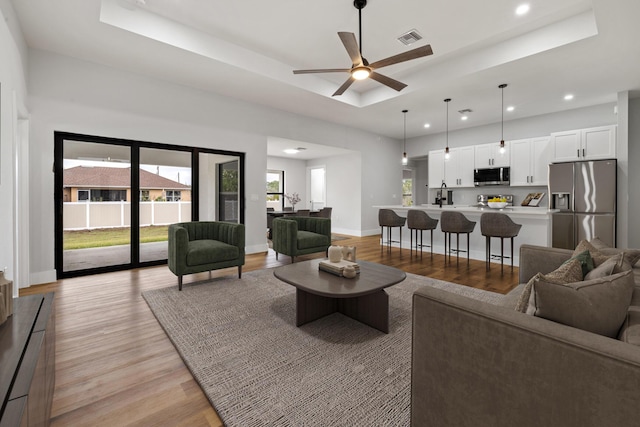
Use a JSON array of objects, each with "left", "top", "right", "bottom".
[{"left": 474, "top": 167, "right": 510, "bottom": 186}]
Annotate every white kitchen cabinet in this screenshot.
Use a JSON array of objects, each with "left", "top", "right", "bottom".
[
  {"left": 444, "top": 146, "right": 475, "bottom": 187},
  {"left": 510, "top": 137, "right": 550, "bottom": 186},
  {"left": 474, "top": 142, "right": 510, "bottom": 168},
  {"left": 550, "top": 125, "right": 616, "bottom": 162},
  {"left": 428, "top": 149, "right": 445, "bottom": 188}
]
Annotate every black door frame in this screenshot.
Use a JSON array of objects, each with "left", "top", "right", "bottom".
[{"left": 54, "top": 131, "right": 245, "bottom": 279}]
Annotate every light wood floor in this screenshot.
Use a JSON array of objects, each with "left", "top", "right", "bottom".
[{"left": 20, "top": 235, "right": 520, "bottom": 426}]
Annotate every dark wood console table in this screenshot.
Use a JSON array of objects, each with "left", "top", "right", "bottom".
[{"left": 0, "top": 293, "right": 55, "bottom": 427}]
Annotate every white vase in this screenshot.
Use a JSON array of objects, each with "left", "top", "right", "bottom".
[
  {"left": 328, "top": 245, "right": 343, "bottom": 263},
  {"left": 343, "top": 265, "right": 357, "bottom": 279}
]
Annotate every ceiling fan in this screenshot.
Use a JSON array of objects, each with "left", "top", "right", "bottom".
[{"left": 293, "top": 0, "right": 433, "bottom": 96}]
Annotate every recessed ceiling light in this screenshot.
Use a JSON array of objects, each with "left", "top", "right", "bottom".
[
  {"left": 423, "top": 123, "right": 431, "bottom": 128},
  {"left": 283, "top": 148, "right": 300, "bottom": 154},
  {"left": 506, "top": 106, "right": 515, "bottom": 112},
  {"left": 564, "top": 94, "right": 574, "bottom": 101},
  {"left": 461, "top": 116, "right": 468, "bottom": 121},
  {"left": 516, "top": 4, "right": 530, "bottom": 16}
]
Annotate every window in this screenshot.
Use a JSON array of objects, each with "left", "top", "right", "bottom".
[
  {"left": 91, "top": 189, "right": 127, "bottom": 202},
  {"left": 402, "top": 169, "right": 413, "bottom": 207},
  {"left": 140, "top": 190, "right": 150, "bottom": 201},
  {"left": 267, "top": 170, "right": 284, "bottom": 210},
  {"left": 78, "top": 190, "right": 89, "bottom": 202},
  {"left": 165, "top": 190, "right": 181, "bottom": 202}
]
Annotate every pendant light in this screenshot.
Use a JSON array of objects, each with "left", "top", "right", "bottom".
[
  {"left": 444, "top": 98, "right": 451, "bottom": 160},
  {"left": 499, "top": 84, "right": 507, "bottom": 154},
  {"left": 402, "top": 109, "right": 408, "bottom": 165}
]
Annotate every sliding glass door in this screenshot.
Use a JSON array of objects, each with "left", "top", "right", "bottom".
[
  {"left": 139, "top": 147, "right": 192, "bottom": 263},
  {"left": 60, "top": 140, "right": 132, "bottom": 272},
  {"left": 55, "top": 132, "right": 244, "bottom": 279}
]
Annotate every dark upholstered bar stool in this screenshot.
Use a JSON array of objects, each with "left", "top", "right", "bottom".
[
  {"left": 407, "top": 210, "right": 439, "bottom": 257},
  {"left": 378, "top": 209, "right": 406, "bottom": 253},
  {"left": 480, "top": 212, "right": 522, "bottom": 273},
  {"left": 440, "top": 211, "right": 476, "bottom": 266}
]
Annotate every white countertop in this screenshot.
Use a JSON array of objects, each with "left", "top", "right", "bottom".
[{"left": 374, "top": 204, "right": 559, "bottom": 218}]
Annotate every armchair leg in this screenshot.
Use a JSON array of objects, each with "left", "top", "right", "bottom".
[
  {"left": 275, "top": 252, "right": 279, "bottom": 260},
  {"left": 178, "top": 275, "right": 183, "bottom": 291},
  {"left": 238, "top": 265, "right": 242, "bottom": 278}
]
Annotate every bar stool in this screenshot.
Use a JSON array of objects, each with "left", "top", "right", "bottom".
[
  {"left": 378, "top": 209, "right": 406, "bottom": 253},
  {"left": 440, "top": 211, "right": 476, "bottom": 266},
  {"left": 407, "top": 210, "right": 439, "bottom": 257},
  {"left": 480, "top": 212, "right": 522, "bottom": 273}
]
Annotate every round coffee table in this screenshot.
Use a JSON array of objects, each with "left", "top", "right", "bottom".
[{"left": 273, "top": 259, "right": 406, "bottom": 333}]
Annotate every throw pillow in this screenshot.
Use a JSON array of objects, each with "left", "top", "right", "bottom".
[
  {"left": 529, "top": 270, "right": 634, "bottom": 338},
  {"left": 514, "top": 258, "right": 583, "bottom": 313},
  {"left": 573, "top": 240, "right": 605, "bottom": 268},
  {"left": 589, "top": 237, "right": 640, "bottom": 267},
  {"left": 565, "top": 248, "right": 595, "bottom": 277},
  {"left": 584, "top": 253, "right": 624, "bottom": 280}
]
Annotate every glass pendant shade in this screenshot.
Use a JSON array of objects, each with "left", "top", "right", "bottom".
[
  {"left": 401, "top": 109, "right": 408, "bottom": 165},
  {"left": 444, "top": 98, "right": 451, "bottom": 159},
  {"left": 499, "top": 84, "right": 507, "bottom": 154}
]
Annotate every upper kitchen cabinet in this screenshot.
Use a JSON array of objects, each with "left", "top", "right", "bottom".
[
  {"left": 444, "top": 146, "right": 475, "bottom": 187},
  {"left": 510, "top": 137, "right": 550, "bottom": 186},
  {"left": 474, "top": 142, "right": 510, "bottom": 168},
  {"left": 550, "top": 125, "right": 616, "bottom": 162},
  {"left": 428, "top": 149, "right": 445, "bottom": 188}
]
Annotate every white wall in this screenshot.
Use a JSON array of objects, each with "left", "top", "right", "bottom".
[
  {"left": 629, "top": 97, "right": 640, "bottom": 248},
  {"left": 0, "top": 0, "right": 29, "bottom": 293},
  {"left": 25, "top": 49, "right": 401, "bottom": 283},
  {"left": 307, "top": 152, "right": 362, "bottom": 235}
]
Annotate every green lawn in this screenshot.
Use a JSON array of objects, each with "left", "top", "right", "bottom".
[{"left": 63, "top": 225, "right": 169, "bottom": 250}]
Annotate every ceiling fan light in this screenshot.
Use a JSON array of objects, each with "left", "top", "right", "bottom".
[{"left": 352, "top": 67, "right": 370, "bottom": 80}]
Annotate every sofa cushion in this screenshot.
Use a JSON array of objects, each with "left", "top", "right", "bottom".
[
  {"left": 186, "top": 239, "right": 240, "bottom": 266},
  {"left": 589, "top": 237, "right": 640, "bottom": 267},
  {"left": 618, "top": 308, "right": 640, "bottom": 346},
  {"left": 584, "top": 253, "right": 624, "bottom": 280},
  {"left": 297, "top": 230, "right": 330, "bottom": 250},
  {"left": 515, "top": 258, "right": 583, "bottom": 313},
  {"left": 529, "top": 270, "right": 634, "bottom": 338}
]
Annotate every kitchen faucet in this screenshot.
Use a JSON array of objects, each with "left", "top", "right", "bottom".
[{"left": 439, "top": 182, "right": 447, "bottom": 208}]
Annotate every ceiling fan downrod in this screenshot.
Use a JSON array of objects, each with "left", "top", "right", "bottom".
[{"left": 354, "top": 0, "right": 367, "bottom": 58}]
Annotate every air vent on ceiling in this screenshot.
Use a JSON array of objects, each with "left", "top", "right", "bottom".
[
  {"left": 458, "top": 109, "right": 473, "bottom": 114},
  {"left": 397, "top": 29, "right": 423, "bottom": 46}
]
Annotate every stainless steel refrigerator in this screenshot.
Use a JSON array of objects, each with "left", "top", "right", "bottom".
[{"left": 549, "top": 159, "right": 617, "bottom": 249}]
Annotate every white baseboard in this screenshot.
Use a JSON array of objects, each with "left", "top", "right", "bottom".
[
  {"left": 246, "top": 243, "right": 269, "bottom": 254},
  {"left": 332, "top": 227, "right": 380, "bottom": 237},
  {"left": 29, "top": 270, "right": 57, "bottom": 287}
]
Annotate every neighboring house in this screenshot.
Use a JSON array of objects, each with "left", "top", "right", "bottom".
[{"left": 63, "top": 166, "right": 191, "bottom": 203}]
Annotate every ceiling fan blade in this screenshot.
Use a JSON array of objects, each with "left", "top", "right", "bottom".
[
  {"left": 369, "top": 72, "right": 407, "bottom": 92},
  {"left": 369, "top": 44, "right": 433, "bottom": 69},
  {"left": 332, "top": 76, "right": 356, "bottom": 96},
  {"left": 338, "top": 32, "right": 363, "bottom": 66},
  {"left": 293, "top": 68, "right": 351, "bottom": 74}
]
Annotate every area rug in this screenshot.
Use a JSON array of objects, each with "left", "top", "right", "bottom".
[{"left": 142, "top": 268, "right": 504, "bottom": 426}]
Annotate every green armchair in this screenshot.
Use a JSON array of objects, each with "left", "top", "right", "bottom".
[
  {"left": 272, "top": 216, "right": 331, "bottom": 263},
  {"left": 168, "top": 221, "right": 245, "bottom": 290}
]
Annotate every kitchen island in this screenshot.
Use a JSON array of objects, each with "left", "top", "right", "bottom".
[{"left": 373, "top": 204, "right": 558, "bottom": 266}]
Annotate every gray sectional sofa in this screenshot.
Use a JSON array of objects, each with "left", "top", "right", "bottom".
[{"left": 411, "top": 243, "right": 640, "bottom": 427}]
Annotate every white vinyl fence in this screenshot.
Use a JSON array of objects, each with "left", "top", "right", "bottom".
[{"left": 63, "top": 201, "right": 191, "bottom": 230}]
